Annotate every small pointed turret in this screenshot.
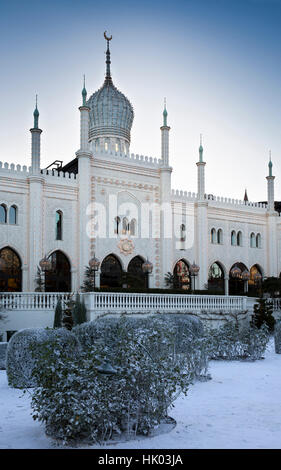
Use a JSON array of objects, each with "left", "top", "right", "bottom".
[
  {"left": 268, "top": 150, "right": 273, "bottom": 177},
  {"left": 266, "top": 150, "right": 275, "bottom": 213},
  {"left": 30, "top": 95, "right": 42, "bottom": 174},
  {"left": 160, "top": 98, "right": 171, "bottom": 166},
  {"left": 33, "top": 95, "right": 39, "bottom": 129},
  {"left": 199, "top": 134, "right": 203, "bottom": 162},
  {"left": 82, "top": 75, "right": 87, "bottom": 106},
  {"left": 163, "top": 98, "right": 168, "bottom": 126},
  {"left": 244, "top": 188, "right": 248, "bottom": 203}
]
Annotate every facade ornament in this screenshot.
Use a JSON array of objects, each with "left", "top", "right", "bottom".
[{"left": 118, "top": 238, "right": 134, "bottom": 255}]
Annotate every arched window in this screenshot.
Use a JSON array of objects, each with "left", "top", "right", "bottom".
[
  {"left": 211, "top": 228, "right": 216, "bottom": 244},
  {"left": 114, "top": 216, "right": 121, "bottom": 234},
  {"left": 208, "top": 262, "right": 225, "bottom": 293},
  {"left": 256, "top": 233, "right": 261, "bottom": 248},
  {"left": 104, "top": 142, "right": 108, "bottom": 152},
  {"left": 250, "top": 232, "right": 256, "bottom": 248},
  {"left": 0, "top": 204, "right": 7, "bottom": 224},
  {"left": 231, "top": 230, "right": 236, "bottom": 246},
  {"left": 237, "top": 231, "right": 242, "bottom": 246},
  {"left": 173, "top": 260, "right": 190, "bottom": 290},
  {"left": 9, "top": 205, "right": 17, "bottom": 225},
  {"left": 100, "top": 254, "right": 123, "bottom": 288},
  {"left": 45, "top": 250, "right": 71, "bottom": 292},
  {"left": 127, "top": 256, "right": 146, "bottom": 288},
  {"left": 130, "top": 219, "right": 136, "bottom": 236},
  {"left": 122, "top": 217, "right": 129, "bottom": 234},
  {"left": 56, "top": 211, "right": 63, "bottom": 240},
  {"left": 180, "top": 224, "right": 186, "bottom": 241},
  {"left": 0, "top": 247, "right": 22, "bottom": 292},
  {"left": 217, "top": 229, "right": 223, "bottom": 244}
]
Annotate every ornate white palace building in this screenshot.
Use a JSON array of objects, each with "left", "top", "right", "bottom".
[{"left": 0, "top": 34, "right": 280, "bottom": 298}]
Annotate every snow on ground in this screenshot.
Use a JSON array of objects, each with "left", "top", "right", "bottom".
[{"left": 0, "top": 338, "right": 280, "bottom": 449}]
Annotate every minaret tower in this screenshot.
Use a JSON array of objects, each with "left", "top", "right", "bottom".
[
  {"left": 266, "top": 151, "right": 278, "bottom": 277},
  {"left": 30, "top": 95, "right": 42, "bottom": 174},
  {"left": 160, "top": 98, "right": 170, "bottom": 166},
  {"left": 196, "top": 135, "right": 208, "bottom": 290},
  {"left": 196, "top": 134, "right": 206, "bottom": 201},
  {"left": 76, "top": 76, "right": 93, "bottom": 286},
  {"left": 159, "top": 100, "right": 173, "bottom": 288},
  {"left": 27, "top": 96, "right": 44, "bottom": 289}
]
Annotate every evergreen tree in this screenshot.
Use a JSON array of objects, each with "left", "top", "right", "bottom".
[
  {"left": 72, "top": 293, "right": 87, "bottom": 325},
  {"left": 81, "top": 266, "right": 96, "bottom": 292},
  {"left": 62, "top": 297, "right": 75, "bottom": 331},
  {"left": 53, "top": 298, "right": 63, "bottom": 328},
  {"left": 251, "top": 297, "right": 275, "bottom": 332}
]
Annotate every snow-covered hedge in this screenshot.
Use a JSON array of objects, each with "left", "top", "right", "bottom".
[
  {"left": 274, "top": 321, "right": 281, "bottom": 354},
  {"left": 0, "top": 342, "right": 8, "bottom": 370},
  {"left": 30, "top": 316, "right": 191, "bottom": 443},
  {"left": 208, "top": 322, "right": 269, "bottom": 361},
  {"left": 6, "top": 328, "right": 81, "bottom": 388},
  {"left": 73, "top": 313, "right": 210, "bottom": 380}
]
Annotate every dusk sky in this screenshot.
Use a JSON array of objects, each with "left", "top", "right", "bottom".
[{"left": 0, "top": 0, "right": 281, "bottom": 201}]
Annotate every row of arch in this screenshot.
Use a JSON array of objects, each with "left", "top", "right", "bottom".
[
  {"left": 210, "top": 227, "right": 262, "bottom": 248},
  {"left": 0, "top": 247, "right": 264, "bottom": 295},
  {"left": 173, "top": 259, "right": 263, "bottom": 295},
  {"left": 0, "top": 248, "right": 147, "bottom": 292},
  {"left": 0, "top": 204, "right": 18, "bottom": 225}
]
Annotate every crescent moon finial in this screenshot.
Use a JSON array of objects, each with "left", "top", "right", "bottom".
[{"left": 104, "top": 31, "right": 112, "bottom": 41}]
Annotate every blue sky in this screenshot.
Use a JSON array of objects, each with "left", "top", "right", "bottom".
[{"left": 0, "top": 0, "right": 281, "bottom": 201}]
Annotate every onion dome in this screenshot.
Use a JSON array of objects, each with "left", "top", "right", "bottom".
[{"left": 87, "top": 33, "right": 134, "bottom": 144}]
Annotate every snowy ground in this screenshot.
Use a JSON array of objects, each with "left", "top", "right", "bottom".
[{"left": 0, "top": 338, "right": 280, "bottom": 449}]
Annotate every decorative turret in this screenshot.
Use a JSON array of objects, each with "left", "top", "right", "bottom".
[
  {"left": 78, "top": 76, "right": 90, "bottom": 152},
  {"left": 199, "top": 133, "right": 203, "bottom": 163},
  {"left": 266, "top": 150, "right": 275, "bottom": 213},
  {"left": 30, "top": 95, "right": 42, "bottom": 174},
  {"left": 160, "top": 98, "right": 170, "bottom": 166},
  {"left": 82, "top": 75, "right": 87, "bottom": 106},
  {"left": 244, "top": 188, "right": 248, "bottom": 203},
  {"left": 196, "top": 134, "right": 206, "bottom": 201}
]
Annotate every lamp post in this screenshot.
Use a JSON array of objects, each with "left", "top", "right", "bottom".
[
  {"left": 142, "top": 258, "right": 153, "bottom": 289},
  {"left": 39, "top": 256, "right": 52, "bottom": 292},
  {"left": 89, "top": 254, "right": 100, "bottom": 290},
  {"left": 189, "top": 262, "right": 200, "bottom": 293}
]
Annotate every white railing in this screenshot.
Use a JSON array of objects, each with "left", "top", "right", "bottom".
[
  {"left": 0, "top": 292, "right": 70, "bottom": 310},
  {"left": 86, "top": 292, "right": 247, "bottom": 314},
  {"left": 0, "top": 292, "right": 248, "bottom": 314},
  {"left": 272, "top": 298, "right": 281, "bottom": 311}
]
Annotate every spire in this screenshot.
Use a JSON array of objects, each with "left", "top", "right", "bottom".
[
  {"left": 163, "top": 98, "right": 168, "bottom": 126},
  {"left": 268, "top": 150, "right": 273, "bottom": 177},
  {"left": 244, "top": 188, "right": 248, "bottom": 202},
  {"left": 104, "top": 31, "right": 112, "bottom": 82},
  {"left": 199, "top": 134, "right": 203, "bottom": 162},
  {"left": 33, "top": 94, "right": 39, "bottom": 129},
  {"left": 82, "top": 74, "right": 87, "bottom": 106}
]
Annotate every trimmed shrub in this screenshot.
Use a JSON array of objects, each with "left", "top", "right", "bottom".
[
  {"left": 30, "top": 316, "right": 191, "bottom": 443},
  {"left": 208, "top": 321, "right": 269, "bottom": 361},
  {"left": 6, "top": 328, "right": 81, "bottom": 388},
  {"left": 0, "top": 342, "right": 8, "bottom": 370},
  {"left": 73, "top": 313, "right": 210, "bottom": 381},
  {"left": 274, "top": 320, "right": 281, "bottom": 354}
]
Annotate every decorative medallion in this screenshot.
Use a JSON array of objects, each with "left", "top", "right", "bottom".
[{"left": 118, "top": 238, "right": 134, "bottom": 255}]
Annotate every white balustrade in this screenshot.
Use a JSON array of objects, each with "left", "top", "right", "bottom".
[{"left": 0, "top": 291, "right": 253, "bottom": 315}]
